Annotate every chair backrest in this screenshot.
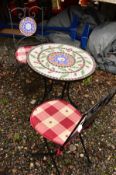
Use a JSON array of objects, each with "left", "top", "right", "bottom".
[
  {"left": 8, "top": 4, "right": 44, "bottom": 49},
  {"left": 62, "top": 87, "right": 116, "bottom": 147},
  {"left": 77, "top": 87, "right": 116, "bottom": 132}
]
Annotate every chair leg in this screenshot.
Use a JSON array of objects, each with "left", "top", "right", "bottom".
[
  {"left": 79, "top": 133, "right": 91, "bottom": 165},
  {"left": 44, "top": 138, "right": 61, "bottom": 175}
]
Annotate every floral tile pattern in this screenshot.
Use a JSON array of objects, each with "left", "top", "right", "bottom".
[
  {"left": 19, "top": 17, "right": 37, "bottom": 36},
  {"left": 27, "top": 43, "right": 96, "bottom": 81}
]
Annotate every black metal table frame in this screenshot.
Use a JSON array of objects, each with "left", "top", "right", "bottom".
[{"left": 35, "top": 76, "right": 78, "bottom": 108}]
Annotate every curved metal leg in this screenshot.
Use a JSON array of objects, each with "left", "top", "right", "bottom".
[
  {"left": 36, "top": 77, "right": 53, "bottom": 105},
  {"left": 66, "top": 82, "right": 78, "bottom": 109},
  {"left": 61, "top": 82, "right": 68, "bottom": 99}
]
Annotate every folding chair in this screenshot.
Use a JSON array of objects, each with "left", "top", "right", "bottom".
[{"left": 30, "top": 87, "right": 116, "bottom": 175}]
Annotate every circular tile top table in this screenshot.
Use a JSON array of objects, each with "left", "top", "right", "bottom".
[
  {"left": 19, "top": 17, "right": 37, "bottom": 36},
  {"left": 27, "top": 43, "right": 96, "bottom": 81}
]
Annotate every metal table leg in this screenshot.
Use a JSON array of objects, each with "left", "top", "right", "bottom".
[
  {"left": 66, "top": 82, "right": 78, "bottom": 109},
  {"left": 36, "top": 78, "right": 78, "bottom": 108},
  {"left": 61, "top": 82, "right": 68, "bottom": 99},
  {"left": 36, "top": 77, "right": 53, "bottom": 105}
]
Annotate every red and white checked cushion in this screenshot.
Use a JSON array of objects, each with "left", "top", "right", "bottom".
[
  {"left": 15, "top": 46, "right": 33, "bottom": 63},
  {"left": 30, "top": 99, "right": 82, "bottom": 146}
]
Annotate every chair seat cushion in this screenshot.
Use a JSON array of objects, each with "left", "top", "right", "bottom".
[
  {"left": 15, "top": 46, "right": 33, "bottom": 63},
  {"left": 30, "top": 99, "right": 82, "bottom": 146}
]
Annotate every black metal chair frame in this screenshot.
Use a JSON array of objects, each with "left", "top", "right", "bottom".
[
  {"left": 8, "top": 5, "right": 44, "bottom": 49},
  {"left": 32, "top": 87, "right": 116, "bottom": 175},
  {"left": 7, "top": 5, "right": 46, "bottom": 95}
]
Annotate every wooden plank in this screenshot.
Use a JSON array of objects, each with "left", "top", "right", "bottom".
[{"left": 0, "top": 28, "right": 23, "bottom": 36}]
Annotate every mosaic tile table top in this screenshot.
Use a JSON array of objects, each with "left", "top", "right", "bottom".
[
  {"left": 19, "top": 17, "right": 37, "bottom": 36},
  {"left": 27, "top": 43, "right": 96, "bottom": 81}
]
